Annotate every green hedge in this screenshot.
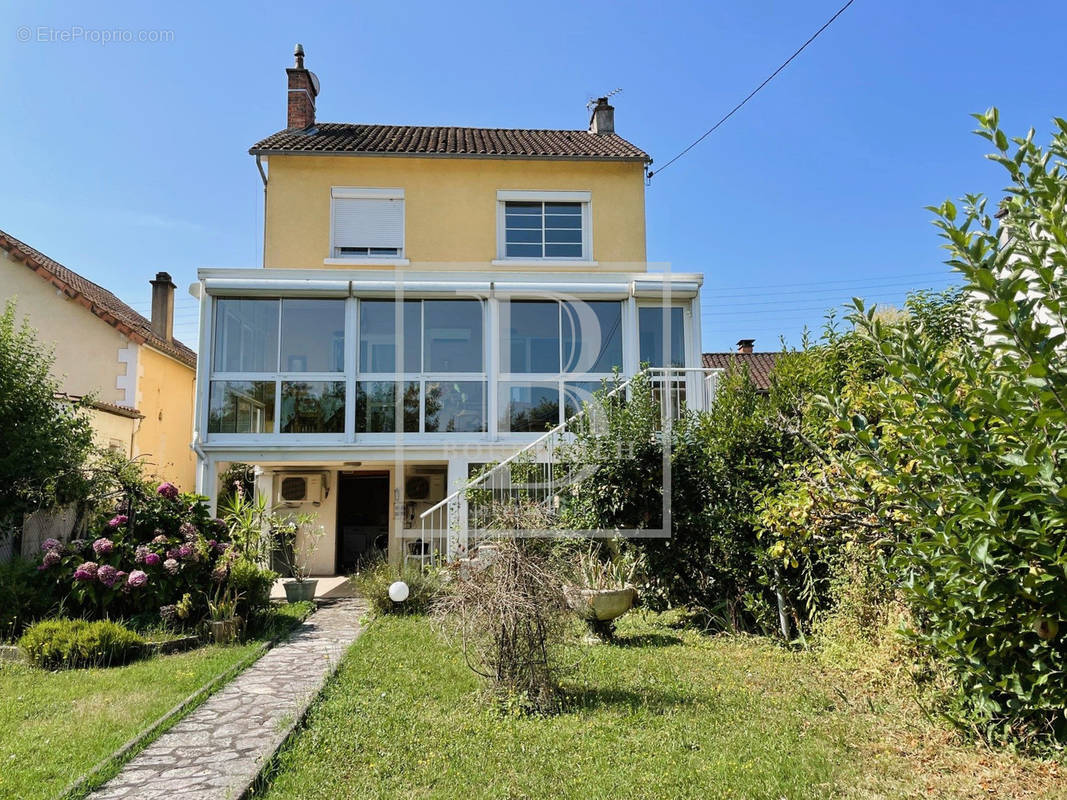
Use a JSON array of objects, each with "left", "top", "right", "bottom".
[{"left": 19, "top": 619, "right": 145, "bottom": 670}]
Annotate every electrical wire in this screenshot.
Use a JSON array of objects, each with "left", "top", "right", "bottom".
[{"left": 648, "top": 0, "right": 857, "bottom": 180}]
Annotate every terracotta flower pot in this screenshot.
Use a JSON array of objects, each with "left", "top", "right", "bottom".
[{"left": 283, "top": 578, "right": 318, "bottom": 603}]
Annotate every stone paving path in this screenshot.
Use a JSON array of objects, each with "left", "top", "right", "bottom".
[{"left": 90, "top": 598, "right": 367, "bottom": 800}]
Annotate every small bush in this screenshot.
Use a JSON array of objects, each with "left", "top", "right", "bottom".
[
  {"left": 228, "top": 557, "right": 276, "bottom": 620},
  {"left": 353, "top": 559, "right": 441, "bottom": 616},
  {"left": 0, "top": 558, "right": 56, "bottom": 639},
  {"left": 20, "top": 618, "right": 145, "bottom": 670}
]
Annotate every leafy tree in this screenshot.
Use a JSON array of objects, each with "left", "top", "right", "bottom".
[{"left": 0, "top": 300, "right": 94, "bottom": 534}]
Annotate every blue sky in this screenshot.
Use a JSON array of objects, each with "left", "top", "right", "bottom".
[{"left": 1, "top": 0, "right": 1063, "bottom": 353}]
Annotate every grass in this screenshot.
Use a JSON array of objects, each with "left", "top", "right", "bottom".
[
  {"left": 260, "top": 612, "right": 1065, "bottom": 800},
  {"left": 0, "top": 601, "right": 313, "bottom": 800}
]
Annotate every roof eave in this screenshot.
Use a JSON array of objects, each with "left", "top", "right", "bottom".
[{"left": 247, "top": 148, "right": 650, "bottom": 163}]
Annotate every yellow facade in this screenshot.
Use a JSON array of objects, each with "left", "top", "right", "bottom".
[
  {"left": 2, "top": 248, "right": 130, "bottom": 405},
  {"left": 134, "top": 345, "right": 197, "bottom": 491},
  {"left": 1, "top": 246, "right": 197, "bottom": 490},
  {"left": 262, "top": 155, "right": 647, "bottom": 269},
  {"left": 87, "top": 407, "right": 138, "bottom": 456}
]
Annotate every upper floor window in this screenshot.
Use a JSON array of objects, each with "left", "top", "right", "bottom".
[
  {"left": 497, "top": 191, "right": 591, "bottom": 261},
  {"left": 331, "top": 187, "right": 404, "bottom": 259}
]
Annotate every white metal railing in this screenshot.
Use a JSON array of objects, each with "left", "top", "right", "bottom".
[{"left": 410, "top": 367, "right": 722, "bottom": 567}]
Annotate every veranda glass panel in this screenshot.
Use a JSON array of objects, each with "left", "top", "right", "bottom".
[
  {"left": 355, "top": 381, "right": 419, "bottom": 433},
  {"left": 280, "top": 299, "right": 345, "bottom": 372},
  {"left": 207, "top": 381, "right": 275, "bottom": 433},
  {"left": 562, "top": 300, "right": 623, "bottom": 373},
  {"left": 503, "top": 300, "right": 560, "bottom": 373},
  {"left": 423, "top": 300, "right": 483, "bottom": 373},
  {"left": 213, "top": 299, "right": 278, "bottom": 373},
  {"left": 638, "top": 306, "right": 686, "bottom": 368},
  {"left": 280, "top": 381, "right": 345, "bottom": 434},
  {"left": 563, "top": 381, "right": 606, "bottom": 420},
  {"left": 424, "top": 381, "right": 486, "bottom": 432},
  {"left": 499, "top": 382, "right": 560, "bottom": 433},
  {"left": 359, "top": 300, "right": 421, "bottom": 373}
]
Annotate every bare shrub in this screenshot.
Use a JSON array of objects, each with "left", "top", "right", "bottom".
[{"left": 432, "top": 540, "right": 573, "bottom": 714}]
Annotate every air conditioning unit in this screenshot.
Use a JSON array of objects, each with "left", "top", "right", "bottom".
[
  {"left": 277, "top": 473, "right": 324, "bottom": 504},
  {"left": 405, "top": 467, "right": 446, "bottom": 501}
]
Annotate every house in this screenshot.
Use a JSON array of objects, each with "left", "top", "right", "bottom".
[
  {"left": 191, "top": 46, "right": 708, "bottom": 574},
  {"left": 0, "top": 229, "right": 198, "bottom": 489},
  {"left": 702, "top": 339, "right": 780, "bottom": 393}
]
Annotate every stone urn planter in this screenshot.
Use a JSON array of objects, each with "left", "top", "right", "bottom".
[
  {"left": 207, "top": 617, "right": 240, "bottom": 645},
  {"left": 565, "top": 585, "right": 638, "bottom": 640},
  {"left": 283, "top": 578, "right": 318, "bottom": 603}
]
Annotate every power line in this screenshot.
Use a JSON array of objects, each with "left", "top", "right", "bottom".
[
  {"left": 648, "top": 0, "right": 857, "bottom": 180},
  {"left": 678, "top": 267, "right": 950, "bottom": 294},
  {"left": 700, "top": 281, "right": 950, "bottom": 310}
]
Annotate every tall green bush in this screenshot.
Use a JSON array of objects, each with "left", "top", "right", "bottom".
[
  {"left": 831, "top": 110, "right": 1067, "bottom": 740},
  {"left": 0, "top": 299, "right": 94, "bottom": 533},
  {"left": 556, "top": 372, "right": 787, "bottom": 630}
]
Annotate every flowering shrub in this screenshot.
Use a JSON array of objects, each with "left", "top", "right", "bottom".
[{"left": 33, "top": 478, "right": 247, "bottom": 625}]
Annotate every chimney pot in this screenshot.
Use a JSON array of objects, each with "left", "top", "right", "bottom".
[
  {"left": 286, "top": 45, "right": 318, "bottom": 130},
  {"left": 150, "top": 272, "right": 176, "bottom": 342},
  {"left": 589, "top": 97, "right": 615, "bottom": 135},
  {"left": 736, "top": 338, "right": 755, "bottom": 354}
]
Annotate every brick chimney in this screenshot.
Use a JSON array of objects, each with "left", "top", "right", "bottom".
[
  {"left": 286, "top": 43, "right": 319, "bottom": 130},
  {"left": 150, "top": 272, "right": 176, "bottom": 342},
  {"left": 736, "top": 338, "right": 754, "bottom": 354},
  {"left": 588, "top": 97, "right": 614, "bottom": 135}
]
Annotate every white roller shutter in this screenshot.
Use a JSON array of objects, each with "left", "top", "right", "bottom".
[{"left": 331, "top": 188, "right": 404, "bottom": 252}]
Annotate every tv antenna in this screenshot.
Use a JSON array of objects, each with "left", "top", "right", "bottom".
[{"left": 587, "top": 88, "right": 622, "bottom": 110}]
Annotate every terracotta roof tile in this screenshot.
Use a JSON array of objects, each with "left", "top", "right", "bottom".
[
  {"left": 0, "top": 229, "right": 197, "bottom": 369},
  {"left": 250, "top": 123, "right": 650, "bottom": 161},
  {"left": 702, "top": 351, "right": 781, "bottom": 392}
]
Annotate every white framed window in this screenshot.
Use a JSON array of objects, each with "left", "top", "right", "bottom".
[
  {"left": 495, "top": 190, "right": 592, "bottom": 262},
  {"left": 330, "top": 187, "right": 405, "bottom": 260}
]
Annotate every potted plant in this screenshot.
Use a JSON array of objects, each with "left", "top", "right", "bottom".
[
  {"left": 273, "top": 512, "right": 325, "bottom": 603},
  {"left": 564, "top": 545, "right": 642, "bottom": 641},
  {"left": 206, "top": 586, "right": 242, "bottom": 644}
]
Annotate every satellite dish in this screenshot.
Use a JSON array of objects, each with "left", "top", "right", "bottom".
[{"left": 310, "top": 72, "right": 320, "bottom": 95}]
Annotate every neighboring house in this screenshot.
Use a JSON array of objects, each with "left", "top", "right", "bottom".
[
  {"left": 0, "top": 229, "right": 198, "bottom": 489},
  {"left": 702, "top": 339, "right": 781, "bottom": 393},
  {"left": 192, "top": 46, "right": 708, "bottom": 574}
]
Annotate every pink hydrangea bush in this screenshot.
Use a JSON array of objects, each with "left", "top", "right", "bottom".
[{"left": 34, "top": 479, "right": 248, "bottom": 625}]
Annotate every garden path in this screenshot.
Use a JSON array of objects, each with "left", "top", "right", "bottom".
[{"left": 89, "top": 598, "right": 366, "bottom": 799}]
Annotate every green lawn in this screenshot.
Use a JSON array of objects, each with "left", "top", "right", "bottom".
[
  {"left": 0, "top": 602, "right": 312, "bottom": 800},
  {"left": 259, "top": 614, "right": 853, "bottom": 800},
  {"left": 261, "top": 613, "right": 1066, "bottom": 800}
]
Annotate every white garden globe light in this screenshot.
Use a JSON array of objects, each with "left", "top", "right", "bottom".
[{"left": 388, "top": 581, "right": 409, "bottom": 603}]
